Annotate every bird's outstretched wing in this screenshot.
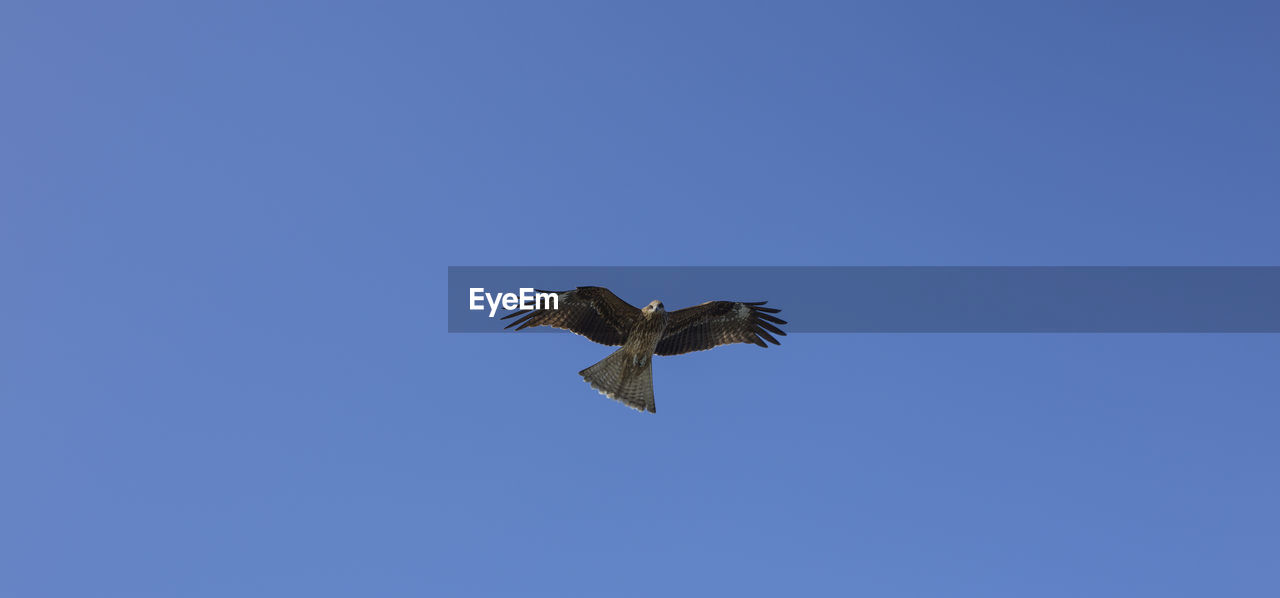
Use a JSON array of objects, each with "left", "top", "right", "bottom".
[
  {"left": 655, "top": 301, "right": 787, "bottom": 356},
  {"left": 501, "top": 286, "right": 641, "bottom": 346}
]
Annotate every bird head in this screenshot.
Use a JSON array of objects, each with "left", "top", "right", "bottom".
[{"left": 642, "top": 300, "right": 665, "bottom": 315}]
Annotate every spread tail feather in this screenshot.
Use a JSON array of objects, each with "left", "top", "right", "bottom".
[{"left": 579, "top": 349, "right": 656, "bottom": 413}]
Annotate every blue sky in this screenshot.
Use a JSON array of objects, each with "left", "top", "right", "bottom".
[{"left": 3, "top": 2, "right": 1278, "bottom": 596}]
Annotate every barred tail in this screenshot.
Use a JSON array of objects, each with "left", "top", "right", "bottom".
[{"left": 578, "top": 349, "right": 656, "bottom": 413}]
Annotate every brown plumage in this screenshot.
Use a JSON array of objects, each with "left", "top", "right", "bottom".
[{"left": 502, "top": 286, "right": 787, "bottom": 413}]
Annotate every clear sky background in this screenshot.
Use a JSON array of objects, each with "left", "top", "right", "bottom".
[{"left": 3, "top": 2, "right": 1278, "bottom": 596}]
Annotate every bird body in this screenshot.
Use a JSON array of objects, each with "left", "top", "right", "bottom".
[
  {"left": 578, "top": 300, "right": 668, "bottom": 412},
  {"left": 502, "top": 287, "right": 786, "bottom": 413}
]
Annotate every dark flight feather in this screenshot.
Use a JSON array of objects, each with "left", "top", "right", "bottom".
[
  {"left": 654, "top": 301, "right": 788, "bottom": 356},
  {"left": 500, "top": 286, "right": 640, "bottom": 346}
]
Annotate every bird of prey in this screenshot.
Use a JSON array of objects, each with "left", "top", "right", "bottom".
[{"left": 501, "top": 286, "right": 787, "bottom": 413}]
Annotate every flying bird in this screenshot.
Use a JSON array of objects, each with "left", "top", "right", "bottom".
[{"left": 501, "top": 286, "right": 787, "bottom": 413}]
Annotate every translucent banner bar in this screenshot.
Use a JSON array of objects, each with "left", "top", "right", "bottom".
[{"left": 448, "top": 267, "right": 1280, "bottom": 333}]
